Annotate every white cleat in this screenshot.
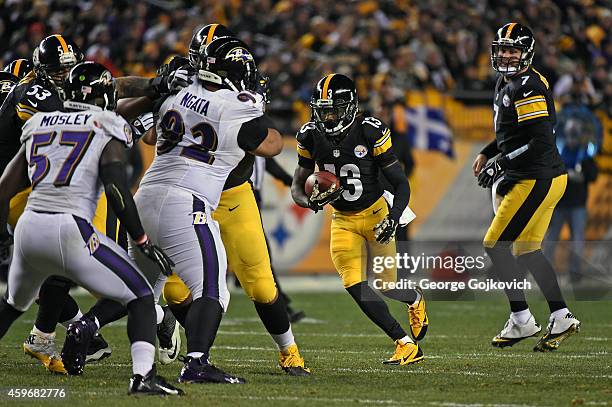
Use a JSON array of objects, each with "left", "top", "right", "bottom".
[
  {"left": 157, "top": 306, "right": 181, "bottom": 365},
  {"left": 492, "top": 315, "right": 541, "bottom": 348},
  {"left": 534, "top": 312, "right": 581, "bottom": 352}
]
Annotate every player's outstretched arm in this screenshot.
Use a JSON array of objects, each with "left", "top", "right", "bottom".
[
  {"left": 116, "top": 96, "right": 155, "bottom": 122},
  {"left": 291, "top": 165, "right": 314, "bottom": 208},
  {"left": 0, "top": 144, "right": 29, "bottom": 239}
]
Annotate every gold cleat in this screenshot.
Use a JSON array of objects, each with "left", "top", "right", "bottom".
[
  {"left": 534, "top": 313, "right": 581, "bottom": 352},
  {"left": 23, "top": 334, "right": 67, "bottom": 374},
  {"left": 383, "top": 340, "right": 424, "bottom": 366},
  {"left": 279, "top": 344, "right": 311, "bottom": 376},
  {"left": 408, "top": 288, "right": 429, "bottom": 341}
]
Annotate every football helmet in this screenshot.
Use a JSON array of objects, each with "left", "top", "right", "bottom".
[
  {"left": 310, "top": 73, "right": 358, "bottom": 138},
  {"left": 198, "top": 37, "right": 258, "bottom": 92},
  {"left": 491, "top": 23, "right": 535, "bottom": 75},
  {"left": 4, "top": 58, "right": 33, "bottom": 79},
  {"left": 189, "top": 24, "right": 233, "bottom": 67},
  {"left": 61, "top": 62, "right": 117, "bottom": 111},
  {"left": 0, "top": 71, "right": 18, "bottom": 94},
  {"left": 33, "top": 34, "right": 83, "bottom": 87}
]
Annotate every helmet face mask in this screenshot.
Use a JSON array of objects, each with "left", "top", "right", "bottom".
[
  {"left": 61, "top": 62, "right": 117, "bottom": 112},
  {"left": 491, "top": 23, "right": 535, "bottom": 76},
  {"left": 310, "top": 74, "right": 358, "bottom": 139},
  {"left": 197, "top": 37, "right": 258, "bottom": 92}
]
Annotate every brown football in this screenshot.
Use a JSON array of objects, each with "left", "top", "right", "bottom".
[{"left": 305, "top": 171, "right": 340, "bottom": 197}]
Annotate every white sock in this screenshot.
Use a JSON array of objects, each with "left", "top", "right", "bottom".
[
  {"left": 271, "top": 327, "right": 295, "bottom": 352},
  {"left": 397, "top": 335, "right": 413, "bottom": 345},
  {"left": 510, "top": 309, "right": 532, "bottom": 325},
  {"left": 131, "top": 341, "right": 155, "bottom": 376},
  {"left": 187, "top": 352, "right": 204, "bottom": 359},
  {"left": 32, "top": 326, "right": 55, "bottom": 338},
  {"left": 155, "top": 304, "right": 164, "bottom": 325},
  {"left": 551, "top": 307, "right": 570, "bottom": 320},
  {"left": 60, "top": 310, "right": 83, "bottom": 329}
]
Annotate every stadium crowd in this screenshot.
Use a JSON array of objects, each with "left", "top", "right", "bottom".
[{"left": 0, "top": 0, "right": 610, "bottom": 131}]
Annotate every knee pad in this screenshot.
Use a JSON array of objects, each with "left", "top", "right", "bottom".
[
  {"left": 163, "top": 274, "right": 192, "bottom": 306},
  {"left": 244, "top": 271, "right": 277, "bottom": 304}
]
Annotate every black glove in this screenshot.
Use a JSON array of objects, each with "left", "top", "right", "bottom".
[
  {"left": 478, "top": 157, "right": 508, "bottom": 188},
  {"left": 254, "top": 74, "right": 270, "bottom": 104},
  {"left": 373, "top": 215, "right": 397, "bottom": 244},
  {"left": 308, "top": 182, "right": 344, "bottom": 213},
  {"left": 149, "top": 65, "right": 195, "bottom": 96},
  {"left": 137, "top": 238, "right": 174, "bottom": 276}
]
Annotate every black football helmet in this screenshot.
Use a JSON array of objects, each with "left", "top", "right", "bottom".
[
  {"left": 189, "top": 24, "right": 233, "bottom": 67},
  {"left": 491, "top": 23, "right": 535, "bottom": 75},
  {"left": 61, "top": 62, "right": 117, "bottom": 111},
  {"left": 4, "top": 58, "right": 33, "bottom": 79},
  {"left": 310, "top": 73, "right": 358, "bottom": 138},
  {"left": 0, "top": 71, "right": 18, "bottom": 94},
  {"left": 198, "top": 37, "right": 258, "bottom": 92},
  {"left": 33, "top": 34, "right": 83, "bottom": 86}
]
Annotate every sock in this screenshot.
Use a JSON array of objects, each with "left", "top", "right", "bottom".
[
  {"left": 184, "top": 296, "right": 223, "bottom": 358},
  {"left": 126, "top": 295, "right": 156, "bottom": 345},
  {"left": 84, "top": 299, "right": 127, "bottom": 328},
  {"left": 517, "top": 250, "right": 567, "bottom": 313},
  {"left": 58, "top": 294, "right": 80, "bottom": 325},
  {"left": 35, "top": 276, "right": 73, "bottom": 334},
  {"left": 382, "top": 288, "right": 417, "bottom": 304},
  {"left": 510, "top": 308, "right": 532, "bottom": 325},
  {"left": 397, "top": 335, "right": 414, "bottom": 345},
  {"left": 187, "top": 352, "right": 204, "bottom": 359},
  {"left": 551, "top": 307, "right": 570, "bottom": 320},
  {"left": 169, "top": 301, "right": 191, "bottom": 327},
  {"left": 32, "top": 325, "right": 56, "bottom": 338},
  {"left": 155, "top": 304, "right": 164, "bottom": 325},
  {"left": 485, "top": 245, "right": 528, "bottom": 312},
  {"left": 272, "top": 328, "right": 295, "bottom": 352},
  {"left": 253, "top": 295, "right": 294, "bottom": 351},
  {"left": 0, "top": 298, "right": 24, "bottom": 339},
  {"left": 60, "top": 310, "right": 83, "bottom": 329},
  {"left": 131, "top": 341, "right": 155, "bottom": 376},
  {"left": 346, "top": 281, "right": 407, "bottom": 341}
]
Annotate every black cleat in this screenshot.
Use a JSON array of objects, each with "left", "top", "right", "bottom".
[
  {"left": 86, "top": 331, "right": 112, "bottom": 363},
  {"left": 61, "top": 318, "right": 97, "bottom": 375},
  {"left": 178, "top": 355, "right": 246, "bottom": 384},
  {"left": 129, "top": 364, "right": 184, "bottom": 396}
]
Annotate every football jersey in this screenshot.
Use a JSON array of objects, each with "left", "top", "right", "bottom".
[
  {"left": 296, "top": 116, "right": 396, "bottom": 212},
  {"left": 493, "top": 66, "right": 565, "bottom": 180},
  {"left": 139, "top": 76, "right": 265, "bottom": 209},
  {"left": 0, "top": 72, "right": 63, "bottom": 174},
  {"left": 21, "top": 109, "right": 133, "bottom": 221}
]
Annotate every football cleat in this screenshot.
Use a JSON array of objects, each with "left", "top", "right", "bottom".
[
  {"left": 383, "top": 340, "right": 424, "bottom": 366},
  {"left": 129, "top": 364, "right": 184, "bottom": 396},
  {"left": 408, "top": 288, "right": 429, "bottom": 341},
  {"left": 61, "top": 318, "right": 97, "bottom": 375},
  {"left": 23, "top": 332, "right": 67, "bottom": 374},
  {"left": 178, "top": 355, "right": 246, "bottom": 384},
  {"left": 279, "top": 344, "right": 311, "bottom": 376},
  {"left": 157, "top": 306, "right": 181, "bottom": 365},
  {"left": 86, "top": 331, "right": 112, "bottom": 363},
  {"left": 492, "top": 315, "right": 541, "bottom": 348},
  {"left": 534, "top": 312, "right": 581, "bottom": 352}
]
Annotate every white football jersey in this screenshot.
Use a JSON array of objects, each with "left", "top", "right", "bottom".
[
  {"left": 139, "top": 77, "right": 265, "bottom": 209},
  {"left": 21, "top": 109, "right": 133, "bottom": 221}
]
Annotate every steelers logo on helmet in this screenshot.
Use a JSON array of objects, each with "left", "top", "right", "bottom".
[
  {"left": 310, "top": 73, "right": 358, "bottom": 140},
  {"left": 491, "top": 23, "right": 535, "bottom": 76}
]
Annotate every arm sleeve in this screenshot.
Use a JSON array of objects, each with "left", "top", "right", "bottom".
[
  {"left": 499, "top": 120, "right": 551, "bottom": 169},
  {"left": 265, "top": 157, "right": 293, "bottom": 186},
  {"left": 480, "top": 139, "right": 500, "bottom": 159},
  {"left": 99, "top": 160, "right": 145, "bottom": 241},
  {"left": 296, "top": 123, "right": 315, "bottom": 170},
  {"left": 237, "top": 114, "right": 275, "bottom": 152},
  {"left": 381, "top": 160, "right": 411, "bottom": 222}
]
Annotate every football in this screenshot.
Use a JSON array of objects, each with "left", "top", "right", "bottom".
[{"left": 305, "top": 171, "right": 340, "bottom": 197}]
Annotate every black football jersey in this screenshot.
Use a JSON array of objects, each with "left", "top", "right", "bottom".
[
  {"left": 296, "top": 116, "right": 397, "bottom": 212},
  {"left": 493, "top": 66, "right": 565, "bottom": 180},
  {"left": 0, "top": 72, "right": 63, "bottom": 174}
]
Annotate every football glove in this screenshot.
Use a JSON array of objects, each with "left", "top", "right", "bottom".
[
  {"left": 137, "top": 238, "right": 174, "bottom": 276},
  {"left": 150, "top": 65, "right": 195, "bottom": 96},
  {"left": 374, "top": 215, "right": 397, "bottom": 244},
  {"left": 255, "top": 74, "right": 270, "bottom": 104},
  {"left": 478, "top": 158, "right": 508, "bottom": 188},
  {"left": 131, "top": 112, "right": 156, "bottom": 141},
  {"left": 308, "top": 181, "right": 344, "bottom": 213}
]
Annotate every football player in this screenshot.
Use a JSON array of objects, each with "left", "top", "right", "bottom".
[
  {"left": 131, "top": 36, "right": 282, "bottom": 384},
  {"left": 3, "top": 58, "right": 33, "bottom": 80},
  {"left": 137, "top": 25, "right": 310, "bottom": 375},
  {"left": 0, "top": 61, "right": 183, "bottom": 395},
  {"left": 473, "top": 23, "right": 580, "bottom": 351},
  {"left": 291, "top": 74, "right": 428, "bottom": 365}
]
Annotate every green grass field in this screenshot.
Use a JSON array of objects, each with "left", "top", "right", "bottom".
[{"left": 0, "top": 292, "right": 611, "bottom": 406}]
